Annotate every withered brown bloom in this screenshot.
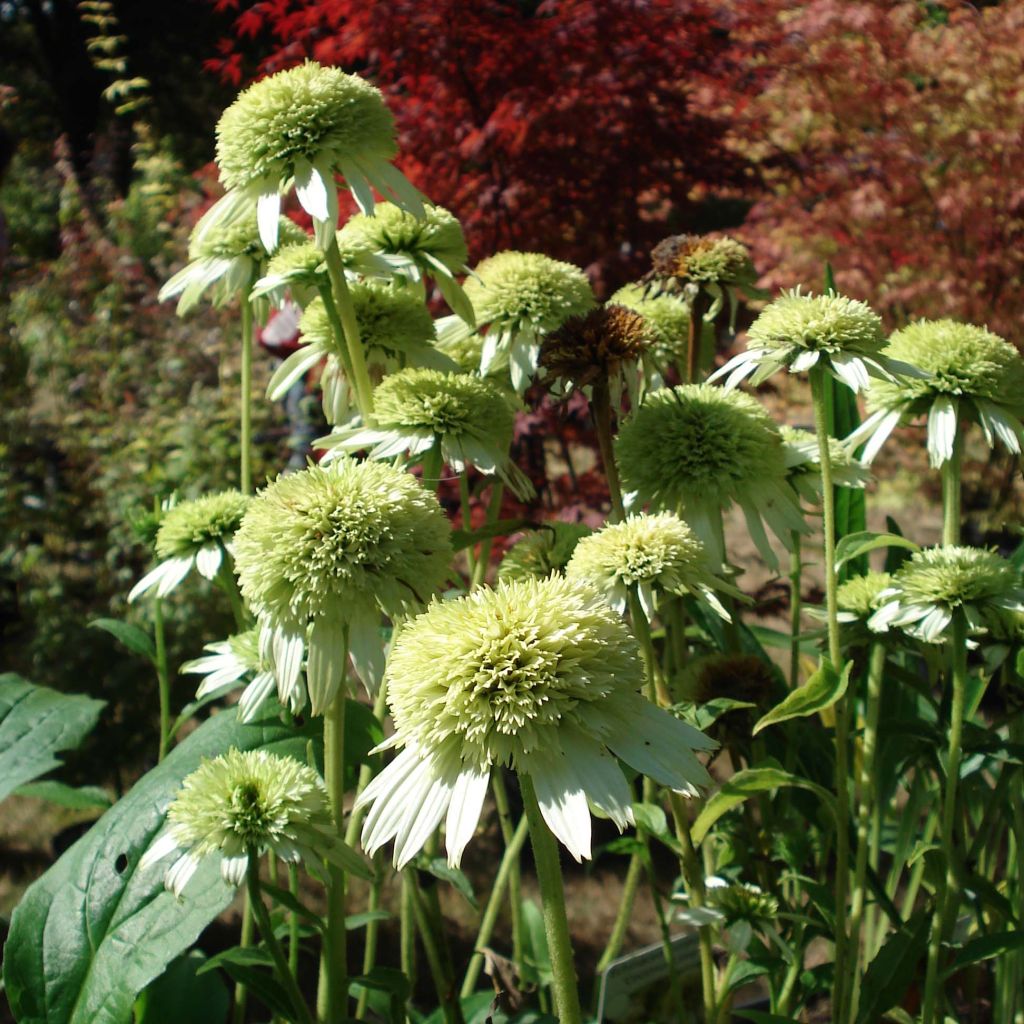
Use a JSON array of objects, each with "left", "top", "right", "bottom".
[{"left": 645, "top": 233, "right": 755, "bottom": 292}]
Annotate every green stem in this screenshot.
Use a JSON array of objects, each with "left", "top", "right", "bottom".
[
  {"left": 847, "top": 642, "right": 886, "bottom": 1021},
  {"left": 941, "top": 428, "right": 963, "bottom": 546},
  {"left": 324, "top": 241, "right": 375, "bottom": 422},
  {"left": 316, "top": 281, "right": 356, "bottom": 381},
  {"left": 400, "top": 873, "right": 417, "bottom": 992},
  {"left": 153, "top": 597, "right": 170, "bottom": 762},
  {"left": 420, "top": 441, "right": 444, "bottom": 494},
  {"left": 287, "top": 863, "right": 300, "bottom": 979},
  {"left": 344, "top": 682, "right": 390, "bottom": 848},
  {"left": 518, "top": 773, "right": 584, "bottom": 1024},
  {"left": 492, "top": 770, "right": 525, "bottom": 968},
  {"left": 247, "top": 855, "right": 315, "bottom": 1024},
  {"left": 594, "top": 849, "right": 645, "bottom": 977},
  {"left": 591, "top": 378, "right": 625, "bottom": 522},
  {"left": 240, "top": 293, "right": 254, "bottom": 494},
  {"left": 215, "top": 552, "right": 248, "bottom": 631},
  {"left": 789, "top": 531, "right": 803, "bottom": 690},
  {"left": 318, "top": 644, "right": 349, "bottom": 1024},
  {"left": 810, "top": 366, "right": 851, "bottom": 1020},
  {"left": 921, "top": 613, "right": 969, "bottom": 1024},
  {"left": 687, "top": 289, "right": 710, "bottom": 384},
  {"left": 470, "top": 482, "right": 505, "bottom": 590},
  {"left": 459, "top": 473, "right": 477, "bottom": 577},
  {"left": 460, "top": 811, "right": 530, "bottom": 997},
  {"left": 409, "top": 874, "right": 465, "bottom": 1024},
  {"left": 355, "top": 852, "right": 385, "bottom": 1020},
  {"left": 231, "top": 891, "right": 253, "bottom": 1024}
]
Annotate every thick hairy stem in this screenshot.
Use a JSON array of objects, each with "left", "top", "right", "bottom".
[
  {"left": 941, "top": 429, "right": 963, "bottom": 547},
  {"left": 789, "top": 532, "right": 803, "bottom": 690},
  {"left": 810, "top": 366, "right": 852, "bottom": 1020},
  {"left": 519, "top": 774, "right": 584, "bottom": 1024},
  {"left": 921, "top": 613, "right": 969, "bottom": 1024}
]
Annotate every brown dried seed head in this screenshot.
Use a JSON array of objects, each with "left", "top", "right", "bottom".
[
  {"left": 648, "top": 233, "right": 753, "bottom": 286},
  {"left": 539, "top": 304, "right": 651, "bottom": 388}
]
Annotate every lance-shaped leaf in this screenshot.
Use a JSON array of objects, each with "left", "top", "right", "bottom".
[
  {"left": 753, "top": 660, "right": 852, "bottom": 736},
  {"left": 0, "top": 674, "right": 105, "bottom": 803},
  {"left": 3, "top": 708, "right": 318, "bottom": 1024}
]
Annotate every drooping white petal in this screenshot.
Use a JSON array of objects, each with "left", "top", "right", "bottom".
[
  {"left": 741, "top": 502, "right": 779, "bottom": 573},
  {"left": 830, "top": 354, "right": 870, "bottom": 393},
  {"left": 238, "top": 671, "right": 278, "bottom": 722},
  {"left": 256, "top": 187, "right": 282, "bottom": 252},
  {"left": 365, "top": 158, "right": 427, "bottom": 220},
  {"left": 527, "top": 756, "right": 593, "bottom": 862},
  {"left": 789, "top": 349, "right": 821, "bottom": 373},
  {"left": 445, "top": 765, "right": 490, "bottom": 867},
  {"left": 347, "top": 603, "right": 384, "bottom": 697},
  {"left": 139, "top": 830, "right": 180, "bottom": 873},
  {"left": 166, "top": 852, "right": 201, "bottom": 898},
  {"left": 860, "top": 409, "right": 902, "bottom": 465},
  {"left": 338, "top": 158, "right": 376, "bottom": 216},
  {"left": 479, "top": 329, "right": 504, "bottom": 376},
  {"left": 509, "top": 333, "right": 539, "bottom": 394},
  {"left": 978, "top": 401, "right": 1023, "bottom": 453},
  {"left": 267, "top": 345, "right": 324, "bottom": 401},
  {"left": 272, "top": 625, "right": 306, "bottom": 712},
  {"left": 220, "top": 854, "right": 249, "bottom": 888},
  {"left": 128, "top": 560, "right": 178, "bottom": 603},
  {"left": 559, "top": 727, "right": 634, "bottom": 831},
  {"left": 394, "top": 768, "right": 457, "bottom": 869},
  {"left": 927, "top": 396, "right": 959, "bottom": 468},
  {"left": 307, "top": 616, "right": 346, "bottom": 716},
  {"left": 708, "top": 350, "right": 757, "bottom": 388},
  {"left": 916, "top": 604, "right": 952, "bottom": 643},
  {"left": 195, "top": 544, "right": 223, "bottom": 581}
]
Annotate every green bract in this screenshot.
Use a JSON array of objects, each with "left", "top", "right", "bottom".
[
  {"left": 566, "top": 512, "right": 738, "bottom": 621},
  {"left": 870, "top": 546, "right": 1024, "bottom": 643},
  {"left": 850, "top": 319, "right": 1024, "bottom": 467},
  {"left": 455, "top": 250, "right": 595, "bottom": 392},
  {"left": 615, "top": 384, "right": 807, "bottom": 569},
  {"left": 129, "top": 491, "right": 251, "bottom": 602},
  {"left": 159, "top": 213, "right": 307, "bottom": 315},
  {"left": 140, "top": 748, "right": 339, "bottom": 895},
  {"left": 497, "top": 523, "right": 593, "bottom": 583},
  {"left": 206, "top": 62, "right": 424, "bottom": 252},
  {"left": 357, "top": 575, "right": 715, "bottom": 866},
  {"left": 712, "top": 288, "right": 892, "bottom": 393},
  {"left": 317, "top": 367, "right": 533, "bottom": 497},
  {"left": 234, "top": 460, "right": 452, "bottom": 712}
]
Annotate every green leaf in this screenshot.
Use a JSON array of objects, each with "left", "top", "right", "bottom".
[
  {"left": 133, "top": 951, "right": 229, "bottom": 1024},
  {"left": 692, "top": 765, "right": 836, "bottom": 844},
  {"left": 421, "top": 858, "right": 477, "bottom": 909},
  {"left": 854, "top": 912, "right": 929, "bottom": 1024},
  {"left": 0, "top": 674, "right": 105, "bottom": 802},
  {"left": 451, "top": 518, "right": 531, "bottom": 552},
  {"left": 519, "top": 899, "right": 552, "bottom": 986},
  {"left": 89, "top": 618, "right": 157, "bottom": 663},
  {"left": 259, "top": 882, "right": 324, "bottom": 931},
  {"left": 733, "top": 1012, "right": 800, "bottom": 1024},
  {"left": 945, "top": 930, "right": 1024, "bottom": 975},
  {"left": 3, "top": 708, "right": 319, "bottom": 1024},
  {"left": 207, "top": 961, "right": 296, "bottom": 1020},
  {"left": 753, "top": 661, "right": 851, "bottom": 735},
  {"left": 345, "top": 910, "right": 392, "bottom": 930},
  {"left": 196, "top": 946, "right": 274, "bottom": 975},
  {"left": 349, "top": 967, "right": 411, "bottom": 1024},
  {"left": 834, "top": 531, "right": 920, "bottom": 571},
  {"left": 14, "top": 780, "right": 112, "bottom": 810}
]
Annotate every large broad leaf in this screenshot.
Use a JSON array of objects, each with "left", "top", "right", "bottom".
[
  {"left": 133, "top": 951, "right": 229, "bottom": 1024},
  {"left": 3, "top": 708, "right": 318, "bottom": 1024},
  {"left": 0, "top": 674, "right": 105, "bottom": 803}
]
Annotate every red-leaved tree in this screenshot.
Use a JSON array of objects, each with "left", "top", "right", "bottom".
[{"left": 206, "top": 0, "right": 764, "bottom": 291}]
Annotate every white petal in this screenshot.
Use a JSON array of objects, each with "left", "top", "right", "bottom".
[
  {"left": 831, "top": 355, "right": 870, "bottom": 393},
  {"left": 139, "top": 831, "right": 180, "bottom": 873},
  {"left": 445, "top": 766, "right": 490, "bottom": 867},
  {"left": 527, "top": 757, "right": 592, "bottom": 863},
  {"left": 394, "top": 767, "right": 457, "bottom": 869},
  {"left": 560, "top": 727, "right": 634, "bottom": 831},
  {"left": 479, "top": 330, "right": 503, "bottom": 376},
  {"left": 272, "top": 625, "right": 306, "bottom": 711},
  {"left": 220, "top": 854, "right": 249, "bottom": 887},
  {"left": 256, "top": 188, "right": 282, "bottom": 252},
  {"left": 860, "top": 409, "right": 902, "bottom": 465},
  {"left": 307, "top": 616, "right": 346, "bottom": 716},
  {"left": 790, "top": 349, "right": 820, "bottom": 373},
  {"left": 238, "top": 671, "right": 278, "bottom": 722},
  {"left": 157, "top": 556, "right": 196, "bottom": 598},
  {"left": 293, "top": 158, "right": 330, "bottom": 223},
  {"left": 166, "top": 853, "right": 201, "bottom": 898},
  {"left": 347, "top": 604, "right": 384, "bottom": 697},
  {"left": 195, "top": 544, "right": 223, "bottom": 581},
  {"left": 927, "top": 396, "right": 958, "bottom": 468},
  {"left": 128, "top": 560, "right": 176, "bottom": 603},
  {"left": 339, "top": 157, "right": 375, "bottom": 216},
  {"left": 267, "top": 345, "right": 323, "bottom": 401}
]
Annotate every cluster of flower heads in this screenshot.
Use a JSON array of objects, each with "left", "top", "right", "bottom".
[
  {"left": 207, "top": 61, "right": 424, "bottom": 252},
  {"left": 439, "top": 251, "right": 595, "bottom": 393},
  {"left": 566, "top": 512, "right": 739, "bottom": 621},
  {"left": 357, "top": 575, "right": 715, "bottom": 867},
  {"left": 847, "top": 319, "right": 1024, "bottom": 467},
  {"left": 317, "top": 367, "right": 533, "bottom": 498},
  {"left": 130, "top": 491, "right": 251, "bottom": 601},
  {"left": 615, "top": 385, "right": 807, "bottom": 570},
  {"left": 142, "top": 748, "right": 367, "bottom": 896},
  {"left": 233, "top": 459, "right": 452, "bottom": 713}
]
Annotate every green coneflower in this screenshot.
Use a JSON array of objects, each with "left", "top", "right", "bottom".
[
  {"left": 337, "top": 202, "right": 473, "bottom": 322},
  {"left": 780, "top": 426, "right": 870, "bottom": 504},
  {"left": 181, "top": 627, "right": 295, "bottom": 721},
  {"left": 440, "top": 251, "right": 595, "bottom": 393},
  {"left": 316, "top": 367, "right": 533, "bottom": 498},
  {"left": 846, "top": 319, "right": 1024, "bottom": 467},
  {"left": 233, "top": 460, "right": 452, "bottom": 712},
  {"left": 711, "top": 287, "right": 906, "bottom": 393},
  {"left": 206, "top": 61, "right": 424, "bottom": 251},
  {"left": 704, "top": 879, "right": 779, "bottom": 953},
  {"left": 159, "top": 213, "right": 308, "bottom": 316},
  {"left": 497, "top": 522, "right": 593, "bottom": 583},
  {"left": 356, "top": 575, "right": 715, "bottom": 867},
  {"left": 129, "top": 491, "right": 251, "bottom": 601},
  {"left": 140, "top": 748, "right": 366, "bottom": 896},
  {"left": 869, "top": 546, "right": 1024, "bottom": 643},
  {"left": 810, "top": 570, "right": 895, "bottom": 650},
  {"left": 267, "top": 284, "right": 442, "bottom": 424},
  {"left": 615, "top": 385, "right": 807, "bottom": 570},
  {"left": 538, "top": 304, "right": 653, "bottom": 404},
  {"left": 565, "top": 512, "right": 739, "bottom": 621}
]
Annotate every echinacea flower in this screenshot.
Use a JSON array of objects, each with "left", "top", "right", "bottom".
[
  {"left": 615, "top": 385, "right": 808, "bottom": 570},
  {"left": 233, "top": 460, "right": 452, "bottom": 712},
  {"left": 823, "top": 570, "right": 893, "bottom": 649},
  {"left": 711, "top": 288, "right": 902, "bottom": 393},
  {"left": 497, "top": 522, "right": 593, "bottom": 583},
  {"left": 440, "top": 251, "right": 595, "bottom": 393},
  {"left": 159, "top": 213, "right": 308, "bottom": 316},
  {"left": 337, "top": 202, "right": 473, "bottom": 322},
  {"left": 207, "top": 62, "right": 424, "bottom": 251},
  {"left": 140, "top": 748, "right": 366, "bottom": 896},
  {"left": 780, "top": 426, "right": 870, "bottom": 504},
  {"left": 869, "top": 546, "right": 1024, "bottom": 643},
  {"left": 181, "top": 627, "right": 296, "bottom": 721},
  {"left": 647, "top": 234, "right": 756, "bottom": 292},
  {"left": 538, "top": 304, "right": 653, "bottom": 405},
  {"left": 844, "top": 319, "right": 1024, "bottom": 467},
  {"left": 356, "top": 575, "right": 715, "bottom": 867},
  {"left": 565, "top": 512, "right": 739, "bottom": 621},
  {"left": 706, "top": 879, "right": 779, "bottom": 952},
  {"left": 129, "top": 491, "right": 251, "bottom": 601},
  {"left": 316, "top": 367, "right": 533, "bottom": 498},
  {"left": 267, "top": 284, "right": 442, "bottom": 424}
]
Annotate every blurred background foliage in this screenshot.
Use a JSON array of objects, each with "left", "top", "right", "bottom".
[{"left": 2, "top": 0, "right": 1023, "bottom": 782}]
